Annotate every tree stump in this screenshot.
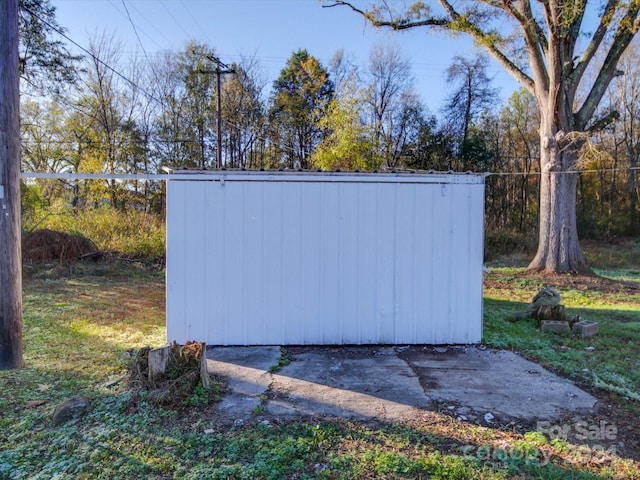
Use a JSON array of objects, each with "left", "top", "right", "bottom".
[
  {"left": 536, "top": 304, "right": 566, "bottom": 325},
  {"left": 128, "top": 341, "right": 212, "bottom": 406}
]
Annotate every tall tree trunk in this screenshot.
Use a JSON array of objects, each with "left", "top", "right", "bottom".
[
  {"left": 528, "top": 124, "right": 591, "bottom": 274},
  {"left": 628, "top": 146, "right": 638, "bottom": 234},
  {"left": 0, "top": 0, "right": 23, "bottom": 369}
]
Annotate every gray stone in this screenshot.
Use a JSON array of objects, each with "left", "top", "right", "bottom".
[
  {"left": 104, "top": 379, "right": 120, "bottom": 389},
  {"left": 52, "top": 396, "right": 91, "bottom": 425},
  {"left": 541, "top": 320, "right": 571, "bottom": 334},
  {"left": 573, "top": 321, "right": 599, "bottom": 338}
]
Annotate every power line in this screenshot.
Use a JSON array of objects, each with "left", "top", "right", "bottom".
[
  {"left": 116, "top": 0, "right": 172, "bottom": 48},
  {"left": 179, "top": 0, "right": 209, "bottom": 41},
  {"left": 120, "top": 0, "right": 151, "bottom": 65},
  {"left": 21, "top": 4, "right": 165, "bottom": 109}
]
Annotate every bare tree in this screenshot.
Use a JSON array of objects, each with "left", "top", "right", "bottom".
[
  {"left": 443, "top": 55, "right": 499, "bottom": 143},
  {"left": 610, "top": 47, "right": 640, "bottom": 233},
  {"left": 365, "top": 43, "right": 421, "bottom": 167},
  {"left": 220, "top": 55, "right": 267, "bottom": 168},
  {"left": 326, "top": 0, "right": 640, "bottom": 273},
  {"left": 329, "top": 49, "right": 361, "bottom": 100},
  {"left": 75, "top": 33, "right": 144, "bottom": 209}
]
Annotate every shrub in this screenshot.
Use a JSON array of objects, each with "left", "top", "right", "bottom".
[
  {"left": 26, "top": 206, "right": 166, "bottom": 260},
  {"left": 484, "top": 229, "right": 536, "bottom": 261}
]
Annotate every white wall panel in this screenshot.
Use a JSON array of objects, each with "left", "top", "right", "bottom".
[{"left": 167, "top": 172, "right": 485, "bottom": 345}]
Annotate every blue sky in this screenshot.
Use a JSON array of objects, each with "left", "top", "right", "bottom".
[{"left": 52, "top": 0, "right": 520, "bottom": 112}]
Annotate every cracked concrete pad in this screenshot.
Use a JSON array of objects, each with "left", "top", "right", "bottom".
[
  {"left": 206, "top": 345, "right": 598, "bottom": 426},
  {"left": 206, "top": 346, "right": 281, "bottom": 423},
  {"left": 401, "top": 347, "right": 598, "bottom": 422},
  {"left": 267, "top": 347, "right": 429, "bottom": 421}
]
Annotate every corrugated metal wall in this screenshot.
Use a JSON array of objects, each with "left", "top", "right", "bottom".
[{"left": 166, "top": 172, "right": 484, "bottom": 345}]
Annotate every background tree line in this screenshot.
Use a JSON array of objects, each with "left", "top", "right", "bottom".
[{"left": 20, "top": 30, "right": 640, "bottom": 243}]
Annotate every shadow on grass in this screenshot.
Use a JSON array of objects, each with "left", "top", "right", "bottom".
[
  {"left": 0, "top": 384, "right": 623, "bottom": 479},
  {"left": 0, "top": 270, "right": 637, "bottom": 478}
]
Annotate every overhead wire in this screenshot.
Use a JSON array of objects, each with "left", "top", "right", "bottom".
[
  {"left": 20, "top": 5, "right": 640, "bottom": 174},
  {"left": 21, "top": 4, "right": 166, "bottom": 109},
  {"left": 120, "top": 0, "right": 152, "bottom": 65},
  {"left": 179, "top": 0, "right": 209, "bottom": 41},
  {"left": 24, "top": 2, "right": 303, "bottom": 162},
  {"left": 120, "top": 0, "right": 173, "bottom": 48}
]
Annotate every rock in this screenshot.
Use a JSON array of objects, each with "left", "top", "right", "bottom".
[
  {"left": 434, "top": 347, "right": 448, "bottom": 353},
  {"left": 541, "top": 320, "right": 571, "bottom": 334},
  {"left": 104, "top": 379, "right": 121, "bottom": 389},
  {"left": 25, "top": 400, "right": 46, "bottom": 408},
  {"left": 233, "top": 419, "right": 244, "bottom": 427},
  {"left": 585, "top": 346, "right": 596, "bottom": 351},
  {"left": 52, "top": 396, "right": 91, "bottom": 426},
  {"left": 203, "top": 429, "right": 216, "bottom": 434},
  {"left": 484, "top": 412, "right": 495, "bottom": 424},
  {"left": 572, "top": 320, "right": 599, "bottom": 338}
]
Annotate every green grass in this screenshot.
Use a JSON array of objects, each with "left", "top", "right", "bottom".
[
  {"left": 1, "top": 257, "right": 639, "bottom": 479},
  {"left": 26, "top": 206, "right": 166, "bottom": 259},
  {"left": 483, "top": 268, "right": 640, "bottom": 403}
]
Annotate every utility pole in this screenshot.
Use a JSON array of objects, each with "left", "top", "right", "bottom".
[
  {"left": 199, "top": 54, "right": 235, "bottom": 169},
  {"left": 0, "top": 0, "right": 23, "bottom": 369}
]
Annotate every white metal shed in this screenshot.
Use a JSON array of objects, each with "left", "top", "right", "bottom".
[{"left": 166, "top": 171, "right": 485, "bottom": 345}]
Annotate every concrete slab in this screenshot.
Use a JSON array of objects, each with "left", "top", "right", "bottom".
[
  {"left": 206, "top": 345, "right": 598, "bottom": 426},
  {"left": 267, "top": 347, "right": 428, "bottom": 422},
  {"left": 399, "top": 346, "right": 598, "bottom": 423},
  {"left": 206, "top": 346, "right": 281, "bottom": 423}
]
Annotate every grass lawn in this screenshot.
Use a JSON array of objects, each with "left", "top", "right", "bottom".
[{"left": 1, "top": 245, "right": 639, "bottom": 479}]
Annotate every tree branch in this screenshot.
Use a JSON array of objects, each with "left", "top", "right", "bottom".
[
  {"left": 571, "top": 0, "right": 617, "bottom": 90},
  {"left": 586, "top": 110, "right": 620, "bottom": 134},
  {"left": 323, "top": 1, "right": 449, "bottom": 27},
  {"left": 577, "top": 2, "right": 640, "bottom": 129},
  {"left": 326, "top": 0, "right": 535, "bottom": 91}
]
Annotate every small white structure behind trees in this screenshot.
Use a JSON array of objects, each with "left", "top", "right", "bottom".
[{"left": 166, "top": 171, "right": 484, "bottom": 346}]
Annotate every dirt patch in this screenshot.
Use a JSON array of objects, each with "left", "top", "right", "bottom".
[
  {"left": 22, "top": 229, "right": 98, "bottom": 262},
  {"left": 484, "top": 270, "right": 639, "bottom": 296}
]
